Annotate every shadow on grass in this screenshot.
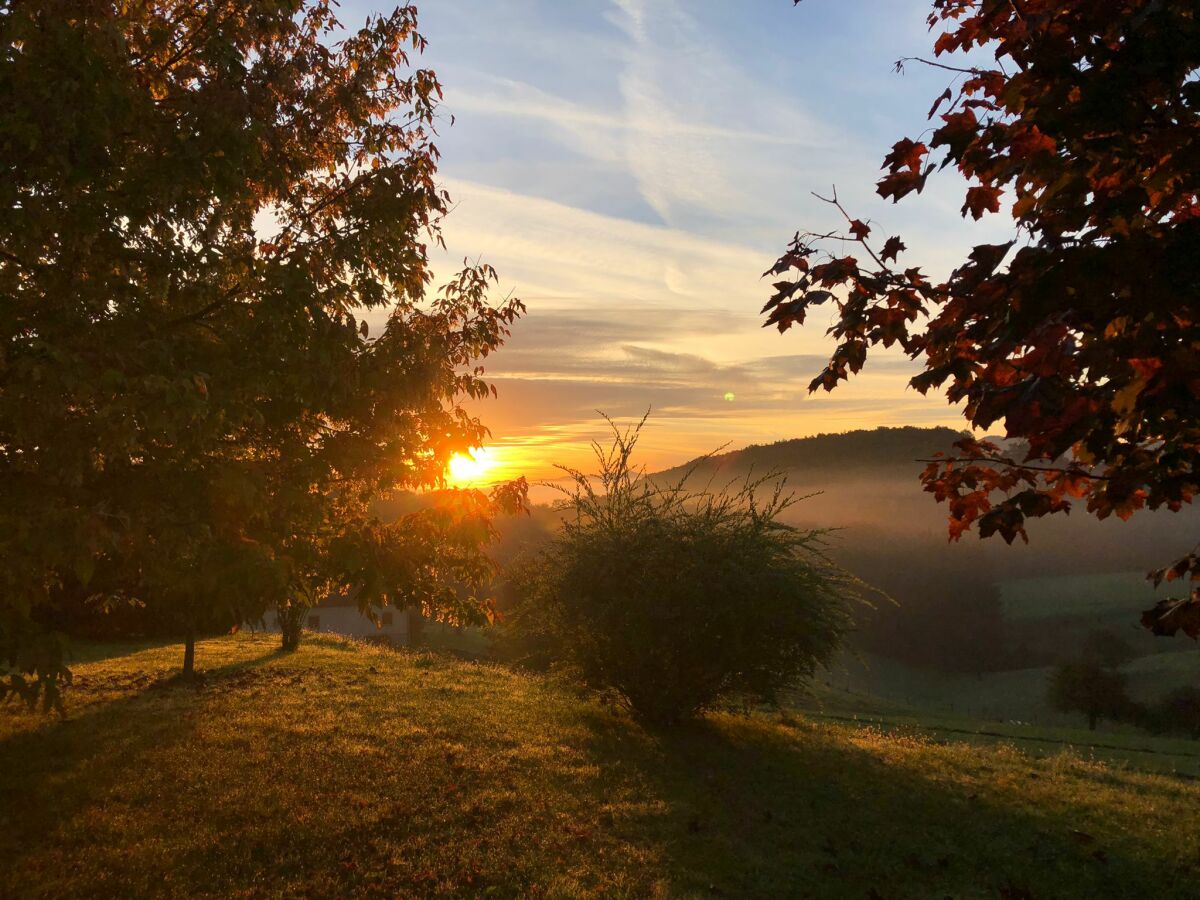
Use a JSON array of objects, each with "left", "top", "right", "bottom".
[
  {"left": 0, "top": 644, "right": 288, "bottom": 849},
  {"left": 64, "top": 635, "right": 182, "bottom": 665},
  {"left": 575, "top": 711, "right": 1195, "bottom": 899},
  {"left": 1, "top": 648, "right": 1194, "bottom": 899}
]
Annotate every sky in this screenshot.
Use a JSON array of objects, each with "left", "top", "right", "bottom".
[{"left": 344, "top": 0, "right": 1015, "bottom": 487}]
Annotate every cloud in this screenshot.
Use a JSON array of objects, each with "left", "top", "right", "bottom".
[
  {"left": 407, "top": 176, "right": 964, "bottom": 480},
  {"left": 351, "top": 0, "right": 1023, "bottom": 483},
  {"left": 606, "top": 0, "right": 848, "bottom": 232}
]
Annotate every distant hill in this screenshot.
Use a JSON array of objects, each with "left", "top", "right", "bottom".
[{"left": 653, "top": 426, "right": 967, "bottom": 485}]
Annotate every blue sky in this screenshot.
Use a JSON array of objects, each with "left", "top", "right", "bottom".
[{"left": 345, "top": 1, "right": 1015, "bottom": 482}]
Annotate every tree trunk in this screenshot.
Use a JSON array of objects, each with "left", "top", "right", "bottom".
[
  {"left": 278, "top": 600, "right": 304, "bottom": 652},
  {"left": 281, "top": 621, "right": 300, "bottom": 652},
  {"left": 182, "top": 625, "right": 196, "bottom": 677}
]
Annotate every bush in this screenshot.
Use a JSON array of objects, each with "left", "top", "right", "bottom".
[
  {"left": 509, "top": 417, "right": 860, "bottom": 725},
  {"left": 1046, "top": 661, "right": 1138, "bottom": 731},
  {"left": 1146, "top": 686, "right": 1200, "bottom": 739}
]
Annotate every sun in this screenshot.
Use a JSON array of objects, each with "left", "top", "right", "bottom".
[{"left": 446, "top": 447, "right": 497, "bottom": 486}]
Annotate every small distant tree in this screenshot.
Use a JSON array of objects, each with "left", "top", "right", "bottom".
[
  {"left": 510, "top": 416, "right": 860, "bottom": 726},
  {"left": 1079, "top": 628, "right": 1136, "bottom": 671},
  {"left": 1047, "top": 661, "right": 1135, "bottom": 731},
  {"left": 1152, "top": 686, "right": 1200, "bottom": 740}
]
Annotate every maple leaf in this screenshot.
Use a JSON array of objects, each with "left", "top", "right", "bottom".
[
  {"left": 1141, "top": 592, "right": 1200, "bottom": 640},
  {"left": 878, "top": 170, "right": 926, "bottom": 202},
  {"left": 881, "top": 138, "right": 927, "bottom": 173},
  {"left": 848, "top": 219, "right": 871, "bottom": 240},
  {"left": 927, "top": 86, "right": 953, "bottom": 120},
  {"left": 962, "top": 185, "right": 1002, "bottom": 220},
  {"left": 881, "top": 236, "right": 906, "bottom": 262}
]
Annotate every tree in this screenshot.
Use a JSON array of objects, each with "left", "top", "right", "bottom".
[
  {"left": 768, "top": 2, "right": 1200, "bottom": 639},
  {"left": 509, "top": 416, "right": 860, "bottom": 725},
  {"left": 245, "top": 261, "right": 527, "bottom": 657},
  {"left": 1079, "top": 628, "right": 1136, "bottom": 671},
  {"left": 837, "top": 532, "right": 1010, "bottom": 675},
  {"left": 1151, "top": 685, "right": 1200, "bottom": 739},
  {"left": 1046, "top": 660, "right": 1135, "bottom": 731},
  {"left": 1, "top": 1, "right": 523, "bottom": 702}
]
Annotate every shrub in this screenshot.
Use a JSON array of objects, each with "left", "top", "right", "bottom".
[
  {"left": 1147, "top": 686, "right": 1200, "bottom": 739},
  {"left": 1046, "top": 661, "right": 1138, "bottom": 731},
  {"left": 509, "top": 416, "right": 860, "bottom": 725}
]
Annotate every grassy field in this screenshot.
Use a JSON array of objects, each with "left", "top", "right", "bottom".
[
  {"left": 796, "top": 682, "right": 1200, "bottom": 779},
  {"left": 3, "top": 634, "right": 1200, "bottom": 898},
  {"left": 820, "top": 644, "right": 1200, "bottom": 726}
]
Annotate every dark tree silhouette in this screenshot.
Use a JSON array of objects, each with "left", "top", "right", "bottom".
[
  {"left": 0, "top": 1, "right": 523, "bottom": 703},
  {"left": 1047, "top": 661, "right": 1135, "bottom": 731},
  {"left": 771, "top": 2, "right": 1200, "bottom": 640}
]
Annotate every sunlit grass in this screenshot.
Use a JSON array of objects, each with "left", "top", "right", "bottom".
[{"left": 2, "top": 633, "right": 1198, "bottom": 897}]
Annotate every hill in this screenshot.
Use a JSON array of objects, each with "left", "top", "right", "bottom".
[
  {"left": 3, "top": 634, "right": 1199, "bottom": 898},
  {"left": 647, "top": 427, "right": 1200, "bottom": 679},
  {"left": 653, "top": 426, "right": 967, "bottom": 485}
]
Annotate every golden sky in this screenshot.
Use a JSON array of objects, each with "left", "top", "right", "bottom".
[{"left": 352, "top": 1, "right": 1017, "bottom": 491}]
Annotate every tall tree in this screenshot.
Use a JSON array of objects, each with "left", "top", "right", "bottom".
[
  {"left": 766, "top": 1, "right": 1200, "bottom": 638},
  {"left": 0, "top": 0, "right": 523, "bottom": 704}
]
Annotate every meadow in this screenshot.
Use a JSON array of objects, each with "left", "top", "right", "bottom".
[{"left": 2, "top": 633, "right": 1199, "bottom": 899}]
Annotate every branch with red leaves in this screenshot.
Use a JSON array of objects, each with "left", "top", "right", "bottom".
[{"left": 769, "top": 0, "right": 1200, "bottom": 639}]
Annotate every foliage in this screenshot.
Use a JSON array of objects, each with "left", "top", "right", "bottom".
[
  {"left": 509, "top": 416, "right": 858, "bottom": 725},
  {"left": 1046, "top": 660, "right": 1136, "bottom": 731},
  {"left": 772, "top": 2, "right": 1200, "bottom": 634},
  {"left": 1079, "top": 628, "right": 1136, "bottom": 670},
  {"left": 1148, "top": 685, "right": 1200, "bottom": 739},
  {"left": 0, "top": 0, "right": 523, "bottom": 700}
]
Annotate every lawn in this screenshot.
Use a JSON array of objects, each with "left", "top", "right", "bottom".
[{"left": 2, "top": 633, "right": 1199, "bottom": 898}]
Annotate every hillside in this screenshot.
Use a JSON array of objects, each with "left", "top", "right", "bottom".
[
  {"left": 3, "top": 634, "right": 1199, "bottom": 898},
  {"left": 653, "top": 426, "right": 967, "bottom": 485},
  {"left": 648, "top": 432, "right": 1200, "bottom": 681}
]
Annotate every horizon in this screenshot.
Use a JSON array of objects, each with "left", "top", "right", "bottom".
[{"left": 335, "top": 0, "right": 1015, "bottom": 486}]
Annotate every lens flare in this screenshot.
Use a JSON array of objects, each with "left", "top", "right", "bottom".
[{"left": 446, "top": 448, "right": 496, "bottom": 486}]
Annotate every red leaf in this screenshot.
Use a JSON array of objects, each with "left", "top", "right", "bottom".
[
  {"left": 878, "top": 170, "right": 925, "bottom": 202},
  {"left": 927, "top": 87, "right": 953, "bottom": 120},
  {"left": 881, "top": 236, "right": 906, "bottom": 263},
  {"left": 882, "top": 138, "right": 927, "bottom": 173},
  {"left": 1141, "top": 590, "right": 1200, "bottom": 640},
  {"left": 849, "top": 219, "right": 871, "bottom": 241},
  {"left": 963, "top": 185, "right": 1002, "bottom": 220}
]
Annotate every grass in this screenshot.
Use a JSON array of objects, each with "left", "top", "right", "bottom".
[
  {"left": 796, "top": 684, "right": 1200, "bottom": 779},
  {"left": 3, "top": 634, "right": 1200, "bottom": 898},
  {"left": 820, "top": 647, "right": 1200, "bottom": 727}
]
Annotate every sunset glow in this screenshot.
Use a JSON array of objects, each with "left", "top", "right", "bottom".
[
  {"left": 394, "top": 0, "right": 1005, "bottom": 484},
  {"left": 445, "top": 447, "right": 499, "bottom": 486}
]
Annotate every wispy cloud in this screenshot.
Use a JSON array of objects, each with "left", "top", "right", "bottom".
[
  {"left": 339, "top": 0, "right": 1026, "bottom": 482},
  {"left": 413, "top": 175, "right": 964, "bottom": 480},
  {"left": 607, "top": 0, "right": 850, "bottom": 232}
]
